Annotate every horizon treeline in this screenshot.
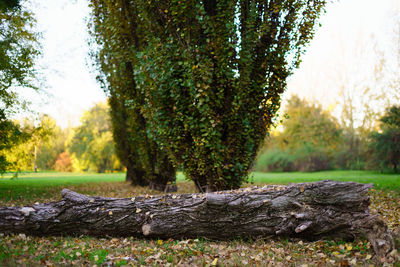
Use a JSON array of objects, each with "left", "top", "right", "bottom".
[{"left": 3, "top": 95, "right": 399, "bottom": 175}]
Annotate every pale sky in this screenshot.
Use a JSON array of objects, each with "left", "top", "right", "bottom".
[
  {"left": 21, "top": 0, "right": 105, "bottom": 128},
  {"left": 20, "top": 0, "right": 400, "bottom": 128}
]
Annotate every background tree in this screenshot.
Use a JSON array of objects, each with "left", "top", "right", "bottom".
[
  {"left": 255, "top": 95, "right": 341, "bottom": 172},
  {"left": 88, "top": 0, "right": 176, "bottom": 189},
  {"left": 369, "top": 105, "right": 400, "bottom": 173},
  {"left": 0, "top": 112, "right": 29, "bottom": 172},
  {"left": 275, "top": 96, "right": 341, "bottom": 152},
  {"left": 67, "top": 102, "right": 119, "bottom": 173},
  {"left": 0, "top": 0, "right": 41, "bottom": 173},
  {"left": 1, "top": 115, "right": 53, "bottom": 172},
  {"left": 133, "top": 0, "right": 326, "bottom": 191},
  {"left": 35, "top": 117, "right": 69, "bottom": 171}
]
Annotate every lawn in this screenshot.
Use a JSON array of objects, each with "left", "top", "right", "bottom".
[
  {"left": 2, "top": 169, "right": 400, "bottom": 188},
  {"left": 250, "top": 170, "right": 400, "bottom": 191},
  {"left": 0, "top": 171, "right": 399, "bottom": 266}
]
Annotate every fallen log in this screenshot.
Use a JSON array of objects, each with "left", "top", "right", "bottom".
[{"left": 0, "top": 180, "right": 394, "bottom": 260}]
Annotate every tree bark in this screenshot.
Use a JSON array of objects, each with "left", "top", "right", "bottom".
[
  {"left": 125, "top": 165, "right": 148, "bottom": 186},
  {"left": 0, "top": 180, "right": 394, "bottom": 260}
]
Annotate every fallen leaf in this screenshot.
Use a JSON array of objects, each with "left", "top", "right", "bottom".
[
  {"left": 340, "top": 260, "right": 349, "bottom": 267},
  {"left": 18, "top": 233, "right": 26, "bottom": 240},
  {"left": 389, "top": 249, "right": 398, "bottom": 256}
]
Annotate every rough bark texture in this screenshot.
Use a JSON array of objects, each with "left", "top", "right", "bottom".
[{"left": 0, "top": 180, "right": 394, "bottom": 260}]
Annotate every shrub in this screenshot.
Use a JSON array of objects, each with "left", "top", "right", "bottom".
[
  {"left": 255, "top": 150, "right": 294, "bottom": 172},
  {"left": 333, "top": 148, "right": 365, "bottom": 170},
  {"left": 134, "top": 0, "right": 326, "bottom": 191},
  {"left": 255, "top": 145, "right": 332, "bottom": 173}
]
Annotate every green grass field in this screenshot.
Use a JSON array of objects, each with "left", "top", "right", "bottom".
[
  {"left": 1, "top": 170, "right": 399, "bottom": 190},
  {"left": 0, "top": 170, "right": 399, "bottom": 266}
]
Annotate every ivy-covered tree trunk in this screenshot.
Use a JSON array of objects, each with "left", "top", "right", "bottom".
[
  {"left": 109, "top": 93, "right": 175, "bottom": 189},
  {"left": 125, "top": 165, "right": 133, "bottom": 183},
  {"left": 89, "top": 0, "right": 177, "bottom": 190},
  {"left": 0, "top": 181, "right": 394, "bottom": 261},
  {"left": 125, "top": 163, "right": 148, "bottom": 186},
  {"left": 108, "top": 94, "right": 147, "bottom": 186},
  {"left": 147, "top": 150, "right": 177, "bottom": 192}
]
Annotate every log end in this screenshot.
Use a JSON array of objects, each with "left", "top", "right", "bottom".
[{"left": 350, "top": 214, "right": 395, "bottom": 262}]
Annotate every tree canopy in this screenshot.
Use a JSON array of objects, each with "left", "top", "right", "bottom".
[
  {"left": 0, "top": 0, "right": 41, "bottom": 173},
  {"left": 0, "top": 0, "right": 40, "bottom": 111},
  {"left": 0, "top": 0, "right": 20, "bottom": 11},
  {"left": 275, "top": 96, "right": 341, "bottom": 152},
  {"left": 0, "top": 115, "right": 53, "bottom": 173}
]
